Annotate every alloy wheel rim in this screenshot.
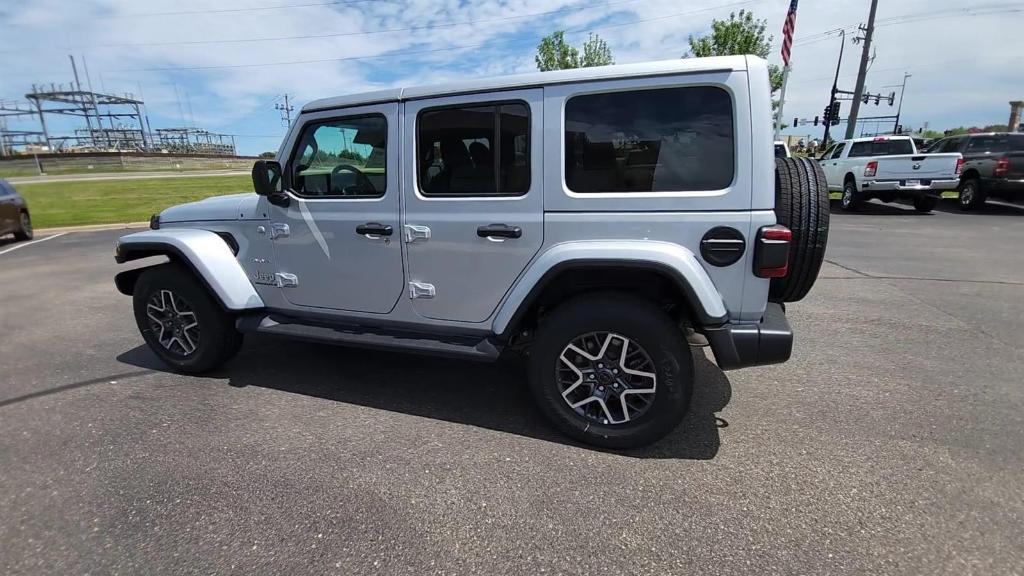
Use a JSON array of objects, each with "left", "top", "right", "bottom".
[
  {"left": 146, "top": 289, "right": 200, "bottom": 356},
  {"left": 556, "top": 331, "right": 657, "bottom": 425},
  {"left": 21, "top": 213, "right": 31, "bottom": 234},
  {"left": 961, "top": 185, "right": 974, "bottom": 205},
  {"left": 843, "top": 187, "right": 853, "bottom": 207}
]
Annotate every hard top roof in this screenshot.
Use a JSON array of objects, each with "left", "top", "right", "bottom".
[{"left": 302, "top": 56, "right": 751, "bottom": 113}]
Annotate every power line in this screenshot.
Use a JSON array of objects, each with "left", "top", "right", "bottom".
[{"left": 112, "top": 1, "right": 759, "bottom": 73}]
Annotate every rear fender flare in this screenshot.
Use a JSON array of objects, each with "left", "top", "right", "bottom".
[
  {"left": 114, "top": 229, "right": 264, "bottom": 310},
  {"left": 492, "top": 240, "right": 728, "bottom": 338}
]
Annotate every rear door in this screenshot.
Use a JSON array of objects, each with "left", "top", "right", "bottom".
[
  {"left": 823, "top": 142, "right": 846, "bottom": 188},
  {"left": 402, "top": 90, "right": 543, "bottom": 323}
]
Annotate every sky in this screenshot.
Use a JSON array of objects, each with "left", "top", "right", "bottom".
[{"left": 1, "top": 0, "right": 1021, "bottom": 155}]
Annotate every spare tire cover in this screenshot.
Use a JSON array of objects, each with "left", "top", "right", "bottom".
[{"left": 770, "top": 157, "right": 830, "bottom": 303}]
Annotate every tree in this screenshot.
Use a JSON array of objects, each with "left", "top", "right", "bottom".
[
  {"left": 684, "top": 10, "right": 783, "bottom": 99},
  {"left": 258, "top": 151, "right": 276, "bottom": 158},
  {"left": 536, "top": 31, "right": 614, "bottom": 71}
]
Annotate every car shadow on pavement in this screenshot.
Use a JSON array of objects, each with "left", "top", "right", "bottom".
[
  {"left": 932, "top": 198, "right": 1024, "bottom": 216},
  {"left": 117, "top": 336, "right": 732, "bottom": 460},
  {"left": 828, "top": 199, "right": 931, "bottom": 216}
]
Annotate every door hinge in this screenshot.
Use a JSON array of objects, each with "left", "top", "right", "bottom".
[
  {"left": 404, "top": 224, "right": 431, "bottom": 243},
  {"left": 275, "top": 272, "right": 299, "bottom": 288},
  {"left": 408, "top": 282, "right": 435, "bottom": 299},
  {"left": 270, "top": 223, "right": 290, "bottom": 239}
]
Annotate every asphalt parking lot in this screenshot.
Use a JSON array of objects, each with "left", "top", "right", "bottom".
[{"left": 2, "top": 200, "right": 1022, "bottom": 575}]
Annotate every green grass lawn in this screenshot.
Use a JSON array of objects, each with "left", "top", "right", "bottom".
[{"left": 18, "top": 175, "right": 253, "bottom": 229}]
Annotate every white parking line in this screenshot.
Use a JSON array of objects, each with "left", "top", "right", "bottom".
[{"left": 0, "top": 232, "right": 68, "bottom": 255}]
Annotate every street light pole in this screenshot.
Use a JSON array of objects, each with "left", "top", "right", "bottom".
[
  {"left": 893, "top": 72, "right": 911, "bottom": 134},
  {"left": 822, "top": 29, "right": 845, "bottom": 148}
]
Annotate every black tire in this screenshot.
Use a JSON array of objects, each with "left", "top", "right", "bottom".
[
  {"left": 132, "top": 262, "right": 243, "bottom": 374},
  {"left": 913, "top": 196, "right": 937, "bottom": 213},
  {"left": 13, "top": 211, "right": 33, "bottom": 241},
  {"left": 528, "top": 293, "right": 694, "bottom": 449},
  {"left": 840, "top": 178, "right": 860, "bottom": 212},
  {"left": 958, "top": 178, "right": 985, "bottom": 211},
  {"left": 770, "top": 157, "right": 830, "bottom": 303}
]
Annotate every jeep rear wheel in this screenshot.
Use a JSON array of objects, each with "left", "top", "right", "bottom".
[
  {"left": 771, "top": 157, "right": 830, "bottom": 303},
  {"left": 133, "top": 262, "right": 243, "bottom": 373},
  {"left": 528, "top": 293, "right": 693, "bottom": 449}
]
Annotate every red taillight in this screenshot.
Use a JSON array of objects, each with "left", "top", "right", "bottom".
[
  {"left": 955, "top": 157, "right": 965, "bottom": 175},
  {"left": 994, "top": 157, "right": 1009, "bottom": 177},
  {"left": 755, "top": 225, "right": 791, "bottom": 278},
  {"left": 864, "top": 161, "right": 878, "bottom": 178}
]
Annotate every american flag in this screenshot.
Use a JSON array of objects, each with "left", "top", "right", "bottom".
[{"left": 781, "top": 0, "right": 799, "bottom": 67}]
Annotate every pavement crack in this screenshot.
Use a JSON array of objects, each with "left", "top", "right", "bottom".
[
  {"left": 0, "top": 369, "right": 156, "bottom": 409},
  {"left": 824, "top": 259, "right": 1024, "bottom": 286}
]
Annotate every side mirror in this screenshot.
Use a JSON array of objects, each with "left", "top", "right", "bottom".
[
  {"left": 252, "top": 160, "right": 288, "bottom": 207},
  {"left": 252, "top": 160, "right": 283, "bottom": 196}
]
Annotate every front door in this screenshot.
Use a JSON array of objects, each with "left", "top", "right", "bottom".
[
  {"left": 402, "top": 90, "right": 544, "bottom": 323},
  {"left": 269, "top": 103, "right": 404, "bottom": 314}
]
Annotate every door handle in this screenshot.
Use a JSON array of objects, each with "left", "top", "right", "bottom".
[
  {"left": 477, "top": 223, "right": 522, "bottom": 240},
  {"left": 356, "top": 222, "right": 393, "bottom": 239}
]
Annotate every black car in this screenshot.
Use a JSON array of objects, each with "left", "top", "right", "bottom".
[
  {"left": 0, "top": 179, "right": 33, "bottom": 241},
  {"left": 926, "top": 133, "right": 1024, "bottom": 210}
]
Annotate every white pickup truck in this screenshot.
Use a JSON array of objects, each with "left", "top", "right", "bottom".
[{"left": 819, "top": 136, "right": 963, "bottom": 213}]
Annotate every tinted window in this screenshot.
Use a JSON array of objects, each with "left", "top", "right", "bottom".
[
  {"left": 847, "top": 139, "right": 914, "bottom": 157},
  {"left": 418, "top": 102, "right": 529, "bottom": 196},
  {"left": 291, "top": 115, "right": 386, "bottom": 198},
  {"left": 939, "top": 138, "right": 963, "bottom": 153},
  {"left": 565, "top": 86, "right": 734, "bottom": 193},
  {"left": 965, "top": 134, "right": 1024, "bottom": 153},
  {"left": 831, "top": 143, "right": 846, "bottom": 159}
]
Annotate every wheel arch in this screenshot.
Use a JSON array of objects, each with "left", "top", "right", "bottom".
[
  {"left": 844, "top": 172, "right": 857, "bottom": 186},
  {"left": 492, "top": 241, "right": 729, "bottom": 342},
  {"left": 115, "top": 229, "right": 264, "bottom": 311},
  {"left": 960, "top": 169, "right": 981, "bottom": 182}
]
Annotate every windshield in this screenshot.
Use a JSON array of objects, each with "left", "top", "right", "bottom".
[{"left": 847, "top": 139, "right": 915, "bottom": 157}]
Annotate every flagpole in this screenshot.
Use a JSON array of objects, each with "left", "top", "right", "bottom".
[
  {"left": 774, "top": 64, "right": 791, "bottom": 141},
  {"left": 775, "top": 0, "right": 798, "bottom": 141}
]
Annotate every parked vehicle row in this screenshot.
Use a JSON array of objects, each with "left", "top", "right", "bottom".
[
  {"left": 817, "top": 135, "right": 962, "bottom": 213},
  {"left": 0, "top": 178, "right": 33, "bottom": 241}
]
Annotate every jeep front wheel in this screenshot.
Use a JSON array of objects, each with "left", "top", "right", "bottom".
[
  {"left": 528, "top": 293, "right": 694, "bottom": 449},
  {"left": 132, "top": 262, "right": 243, "bottom": 373}
]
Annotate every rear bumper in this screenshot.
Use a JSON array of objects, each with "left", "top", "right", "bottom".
[
  {"left": 862, "top": 178, "right": 959, "bottom": 194},
  {"left": 703, "top": 303, "right": 793, "bottom": 370}
]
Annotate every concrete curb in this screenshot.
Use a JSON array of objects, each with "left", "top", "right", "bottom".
[{"left": 35, "top": 222, "right": 149, "bottom": 235}]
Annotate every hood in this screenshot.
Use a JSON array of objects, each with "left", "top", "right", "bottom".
[{"left": 160, "top": 193, "right": 262, "bottom": 223}]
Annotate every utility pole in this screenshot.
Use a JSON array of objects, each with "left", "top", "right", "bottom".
[
  {"left": 846, "top": 0, "right": 878, "bottom": 139},
  {"left": 275, "top": 94, "right": 294, "bottom": 127}
]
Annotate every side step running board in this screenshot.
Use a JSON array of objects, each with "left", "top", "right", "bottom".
[{"left": 237, "top": 315, "right": 500, "bottom": 361}]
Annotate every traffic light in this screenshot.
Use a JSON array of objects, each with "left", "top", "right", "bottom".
[
  {"left": 823, "top": 104, "right": 833, "bottom": 124},
  {"left": 830, "top": 101, "right": 842, "bottom": 125},
  {"left": 813, "top": 115, "right": 820, "bottom": 126},
  {"left": 888, "top": 91, "right": 896, "bottom": 106},
  {"left": 793, "top": 117, "right": 799, "bottom": 128}
]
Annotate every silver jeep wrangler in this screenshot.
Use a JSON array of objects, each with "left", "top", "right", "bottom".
[{"left": 115, "top": 56, "right": 829, "bottom": 448}]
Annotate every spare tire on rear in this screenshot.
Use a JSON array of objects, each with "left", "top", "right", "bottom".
[{"left": 770, "top": 157, "right": 830, "bottom": 303}]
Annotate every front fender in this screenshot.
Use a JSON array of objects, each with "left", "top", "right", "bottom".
[
  {"left": 492, "top": 240, "right": 729, "bottom": 336},
  {"left": 115, "top": 229, "right": 264, "bottom": 310}
]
